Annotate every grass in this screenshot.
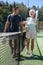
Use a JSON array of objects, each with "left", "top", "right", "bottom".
[{"left": 0, "top": 32, "right": 43, "bottom": 65}]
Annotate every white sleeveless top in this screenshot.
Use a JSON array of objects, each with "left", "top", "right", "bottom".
[{"left": 26, "top": 17, "right": 37, "bottom": 30}]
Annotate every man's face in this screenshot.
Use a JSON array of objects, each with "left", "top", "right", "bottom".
[{"left": 15, "top": 9, "right": 19, "bottom": 14}]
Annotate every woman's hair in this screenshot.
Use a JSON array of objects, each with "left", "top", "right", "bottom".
[{"left": 29, "top": 9, "right": 36, "bottom": 18}]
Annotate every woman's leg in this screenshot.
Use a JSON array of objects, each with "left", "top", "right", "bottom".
[
  {"left": 26, "top": 38, "right": 30, "bottom": 51},
  {"left": 25, "top": 38, "right": 30, "bottom": 54},
  {"left": 31, "top": 39, "right": 34, "bottom": 53},
  {"left": 26, "top": 30, "right": 31, "bottom": 54}
]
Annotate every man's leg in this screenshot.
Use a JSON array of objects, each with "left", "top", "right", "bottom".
[
  {"left": 13, "top": 39, "right": 17, "bottom": 58},
  {"left": 14, "top": 39, "right": 17, "bottom": 53},
  {"left": 9, "top": 40, "right": 13, "bottom": 54}
]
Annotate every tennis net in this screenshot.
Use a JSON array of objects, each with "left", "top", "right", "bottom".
[{"left": 0, "top": 30, "right": 26, "bottom": 65}]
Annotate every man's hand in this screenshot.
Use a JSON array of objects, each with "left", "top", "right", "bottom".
[
  {"left": 20, "top": 31, "right": 23, "bottom": 36},
  {"left": 2, "top": 37, "right": 6, "bottom": 44}
]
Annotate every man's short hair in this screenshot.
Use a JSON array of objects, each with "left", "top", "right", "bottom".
[{"left": 13, "top": 6, "right": 19, "bottom": 11}]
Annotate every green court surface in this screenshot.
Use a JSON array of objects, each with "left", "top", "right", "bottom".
[
  {"left": 37, "top": 32, "right": 43, "bottom": 56},
  {"left": 0, "top": 32, "right": 43, "bottom": 65},
  {"left": 0, "top": 39, "right": 18, "bottom": 65},
  {"left": 19, "top": 32, "right": 43, "bottom": 65},
  {"left": 37, "top": 38, "right": 43, "bottom": 56}
]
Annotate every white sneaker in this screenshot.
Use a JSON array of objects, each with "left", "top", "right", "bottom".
[
  {"left": 25, "top": 50, "right": 30, "bottom": 55},
  {"left": 29, "top": 52, "right": 33, "bottom": 57}
]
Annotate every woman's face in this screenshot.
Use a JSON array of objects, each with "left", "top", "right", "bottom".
[{"left": 30, "top": 11, "right": 35, "bottom": 18}]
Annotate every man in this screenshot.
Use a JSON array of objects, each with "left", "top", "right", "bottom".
[{"left": 4, "top": 6, "right": 23, "bottom": 58}]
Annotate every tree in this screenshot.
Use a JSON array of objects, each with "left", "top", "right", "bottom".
[
  {"left": 16, "top": 3, "right": 28, "bottom": 20},
  {"left": 0, "top": 15, "right": 3, "bottom": 23},
  {"left": 12, "top": 1, "right": 16, "bottom": 8},
  {"left": 27, "top": 8, "right": 30, "bottom": 17},
  {"left": 31, "top": 5, "right": 37, "bottom": 10},
  {"left": 38, "top": 6, "right": 43, "bottom": 21}
]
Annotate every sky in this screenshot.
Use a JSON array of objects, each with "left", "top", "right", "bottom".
[{"left": 0, "top": 0, "right": 43, "bottom": 7}]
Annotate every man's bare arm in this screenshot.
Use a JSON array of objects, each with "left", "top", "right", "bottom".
[
  {"left": 4, "top": 20, "right": 10, "bottom": 32},
  {"left": 19, "top": 21, "right": 23, "bottom": 31}
]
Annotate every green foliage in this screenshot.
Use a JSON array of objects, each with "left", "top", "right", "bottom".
[
  {"left": 18, "top": 3, "right": 28, "bottom": 20},
  {"left": 31, "top": 5, "right": 37, "bottom": 10},
  {"left": 0, "top": 15, "right": 3, "bottom": 22},
  {"left": 0, "top": 1, "right": 43, "bottom": 32},
  {"left": 38, "top": 7, "right": 43, "bottom": 21}
]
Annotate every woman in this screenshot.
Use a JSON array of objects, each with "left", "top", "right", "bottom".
[{"left": 25, "top": 9, "right": 38, "bottom": 56}]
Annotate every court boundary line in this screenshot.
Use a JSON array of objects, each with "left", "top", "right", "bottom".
[{"left": 36, "top": 39, "right": 42, "bottom": 56}]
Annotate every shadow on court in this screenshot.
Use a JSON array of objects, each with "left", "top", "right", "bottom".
[
  {"left": 18, "top": 38, "right": 43, "bottom": 62},
  {"left": 19, "top": 54, "right": 43, "bottom": 61}
]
